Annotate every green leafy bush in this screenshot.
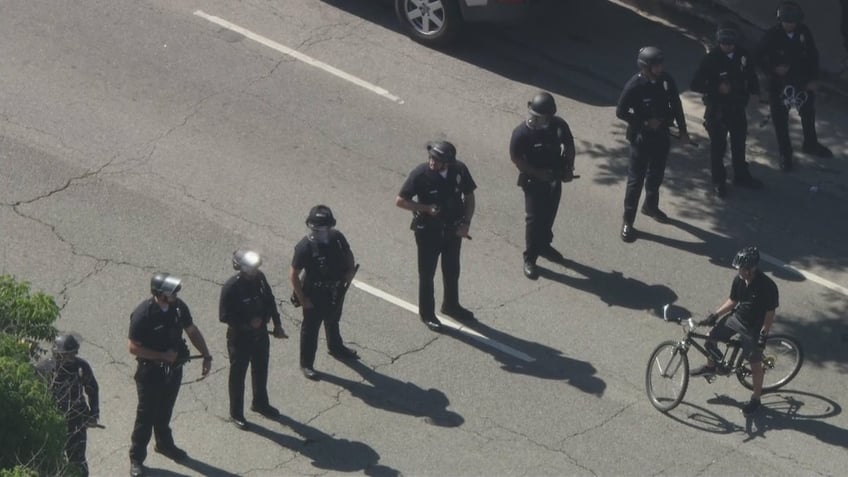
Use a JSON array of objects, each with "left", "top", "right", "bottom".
[{"left": 0, "top": 275, "right": 66, "bottom": 475}]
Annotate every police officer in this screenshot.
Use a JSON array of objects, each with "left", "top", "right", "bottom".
[
  {"left": 756, "top": 1, "right": 833, "bottom": 172},
  {"left": 36, "top": 334, "right": 99, "bottom": 477},
  {"left": 616, "top": 46, "right": 690, "bottom": 242},
  {"left": 509, "top": 91, "right": 576, "bottom": 279},
  {"left": 396, "top": 141, "right": 477, "bottom": 330},
  {"left": 290, "top": 206, "right": 359, "bottom": 380},
  {"left": 691, "top": 23, "right": 763, "bottom": 198},
  {"left": 128, "top": 273, "right": 212, "bottom": 477},
  {"left": 220, "top": 250, "right": 287, "bottom": 430}
]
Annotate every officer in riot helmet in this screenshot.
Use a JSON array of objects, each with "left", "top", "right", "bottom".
[
  {"left": 616, "top": 46, "right": 689, "bottom": 242},
  {"left": 220, "top": 250, "right": 287, "bottom": 430},
  {"left": 691, "top": 22, "right": 763, "bottom": 197},
  {"left": 396, "top": 141, "right": 477, "bottom": 330},
  {"left": 290, "top": 205, "right": 359, "bottom": 380},
  {"left": 510, "top": 91, "right": 576, "bottom": 279},
  {"left": 128, "top": 273, "right": 212, "bottom": 477},
  {"left": 36, "top": 334, "right": 99, "bottom": 477},
  {"left": 755, "top": 1, "right": 833, "bottom": 171}
]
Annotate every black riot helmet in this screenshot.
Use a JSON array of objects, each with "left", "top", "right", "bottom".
[
  {"left": 53, "top": 334, "right": 80, "bottom": 355},
  {"left": 232, "top": 249, "right": 262, "bottom": 272},
  {"left": 731, "top": 246, "right": 760, "bottom": 270},
  {"left": 306, "top": 205, "right": 336, "bottom": 229},
  {"left": 637, "top": 46, "right": 664, "bottom": 69},
  {"left": 426, "top": 140, "right": 457, "bottom": 164},
  {"left": 527, "top": 92, "right": 557, "bottom": 117},
  {"left": 150, "top": 272, "right": 182, "bottom": 297},
  {"left": 776, "top": 1, "right": 803, "bottom": 22},
  {"left": 716, "top": 22, "right": 740, "bottom": 45}
]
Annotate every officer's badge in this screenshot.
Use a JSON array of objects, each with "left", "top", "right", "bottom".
[
  {"left": 456, "top": 174, "right": 461, "bottom": 184},
  {"left": 741, "top": 56, "right": 747, "bottom": 67},
  {"left": 800, "top": 34, "right": 805, "bottom": 43},
  {"left": 663, "top": 81, "right": 669, "bottom": 91}
]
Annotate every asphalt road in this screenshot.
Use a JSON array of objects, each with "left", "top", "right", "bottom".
[{"left": 1, "top": 0, "right": 847, "bottom": 476}]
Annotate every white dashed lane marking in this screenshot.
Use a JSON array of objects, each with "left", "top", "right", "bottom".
[
  {"left": 194, "top": 10, "right": 404, "bottom": 104},
  {"left": 352, "top": 280, "right": 535, "bottom": 363}
]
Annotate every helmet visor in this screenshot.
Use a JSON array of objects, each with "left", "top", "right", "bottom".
[{"left": 159, "top": 275, "right": 183, "bottom": 296}]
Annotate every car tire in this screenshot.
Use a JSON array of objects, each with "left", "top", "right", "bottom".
[{"left": 395, "top": 0, "right": 462, "bottom": 47}]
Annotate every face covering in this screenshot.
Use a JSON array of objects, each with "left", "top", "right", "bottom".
[
  {"left": 310, "top": 227, "right": 331, "bottom": 244},
  {"left": 527, "top": 114, "right": 550, "bottom": 130}
]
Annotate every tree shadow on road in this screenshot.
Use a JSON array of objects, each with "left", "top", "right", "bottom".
[
  {"left": 249, "top": 414, "right": 399, "bottom": 476},
  {"left": 536, "top": 257, "right": 677, "bottom": 314},
  {"left": 319, "top": 359, "right": 464, "bottom": 427},
  {"left": 778, "top": 299, "right": 848, "bottom": 375},
  {"left": 444, "top": 320, "right": 606, "bottom": 396}
]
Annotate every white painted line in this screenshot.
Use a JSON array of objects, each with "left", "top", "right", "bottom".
[
  {"left": 352, "top": 279, "right": 535, "bottom": 362},
  {"left": 194, "top": 10, "right": 404, "bottom": 104},
  {"left": 760, "top": 253, "right": 848, "bottom": 297}
]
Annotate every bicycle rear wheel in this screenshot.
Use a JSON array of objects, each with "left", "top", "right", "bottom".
[
  {"left": 737, "top": 334, "right": 803, "bottom": 391},
  {"left": 646, "top": 341, "right": 689, "bottom": 412}
]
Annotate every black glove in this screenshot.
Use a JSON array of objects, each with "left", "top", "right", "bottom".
[
  {"left": 561, "top": 168, "right": 575, "bottom": 183},
  {"left": 757, "top": 331, "right": 768, "bottom": 349},
  {"left": 698, "top": 312, "right": 719, "bottom": 327}
]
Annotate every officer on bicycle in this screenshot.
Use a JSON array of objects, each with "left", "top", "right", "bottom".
[{"left": 690, "top": 246, "right": 778, "bottom": 415}]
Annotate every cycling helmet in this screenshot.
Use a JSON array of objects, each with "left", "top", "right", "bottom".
[
  {"left": 732, "top": 246, "right": 760, "bottom": 270},
  {"left": 232, "top": 249, "right": 262, "bottom": 271},
  {"left": 426, "top": 140, "right": 457, "bottom": 164},
  {"left": 150, "top": 272, "right": 182, "bottom": 296},
  {"left": 776, "top": 1, "right": 803, "bottom": 23},
  {"left": 637, "top": 46, "right": 664, "bottom": 69},
  {"left": 528, "top": 92, "right": 557, "bottom": 117},
  {"left": 306, "top": 205, "right": 336, "bottom": 229},
  {"left": 53, "top": 334, "right": 80, "bottom": 354},
  {"left": 716, "top": 23, "right": 740, "bottom": 45}
]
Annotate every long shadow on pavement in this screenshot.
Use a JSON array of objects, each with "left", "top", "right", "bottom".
[
  {"left": 444, "top": 319, "right": 606, "bottom": 396},
  {"left": 248, "top": 413, "right": 400, "bottom": 476},
  {"left": 319, "top": 359, "right": 464, "bottom": 427},
  {"left": 537, "top": 257, "right": 678, "bottom": 314}
]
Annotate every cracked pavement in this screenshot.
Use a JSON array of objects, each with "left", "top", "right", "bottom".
[{"left": 2, "top": 0, "right": 847, "bottom": 475}]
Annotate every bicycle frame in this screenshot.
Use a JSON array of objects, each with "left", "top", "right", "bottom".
[{"left": 677, "top": 318, "right": 749, "bottom": 377}]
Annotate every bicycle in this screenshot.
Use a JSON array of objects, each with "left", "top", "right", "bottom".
[{"left": 645, "top": 305, "right": 803, "bottom": 413}]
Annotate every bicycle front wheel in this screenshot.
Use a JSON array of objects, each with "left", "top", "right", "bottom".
[
  {"left": 646, "top": 341, "right": 689, "bottom": 412},
  {"left": 737, "top": 334, "right": 803, "bottom": 391}
]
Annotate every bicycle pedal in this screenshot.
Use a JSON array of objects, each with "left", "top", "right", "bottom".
[{"left": 704, "top": 375, "right": 717, "bottom": 384}]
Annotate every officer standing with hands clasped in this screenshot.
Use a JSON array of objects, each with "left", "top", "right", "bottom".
[
  {"left": 396, "top": 140, "right": 477, "bottom": 331},
  {"left": 616, "top": 46, "right": 690, "bottom": 242},
  {"left": 691, "top": 23, "right": 763, "bottom": 198},
  {"left": 128, "top": 273, "right": 212, "bottom": 477},
  {"left": 756, "top": 1, "right": 833, "bottom": 172},
  {"left": 220, "top": 250, "right": 287, "bottom": 431},
  {"left": 510, "top": 91, "right": 576, "bottom": 280},
  {"left": 290, "top": 206, "right": 359, "bottom": 380},
  {"left": 37, "top": 334, "right": 99, "bottom": 477}
]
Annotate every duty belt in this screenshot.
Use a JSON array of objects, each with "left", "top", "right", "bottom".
[{"left": 310, "top": 280, "right": 344, "bottom": 288}]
